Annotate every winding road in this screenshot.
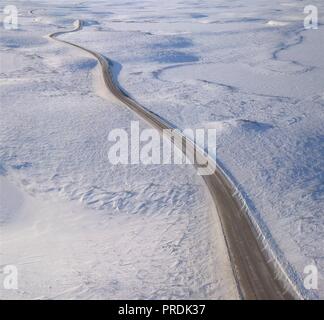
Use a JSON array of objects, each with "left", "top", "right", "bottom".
[{"left": 48, "top": 20, "right": 300, "bottom": 300}]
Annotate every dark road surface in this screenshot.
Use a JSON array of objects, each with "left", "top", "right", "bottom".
[{"left": 49, "top": 20, "right": 300, "bottom": 300}]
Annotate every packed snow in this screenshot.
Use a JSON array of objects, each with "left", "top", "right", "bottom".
[{"left": 1, "top": 0, "right": 323, "bottom": 299}]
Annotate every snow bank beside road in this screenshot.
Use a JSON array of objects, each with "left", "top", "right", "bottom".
[{"left": 57, "top": 0, "right": 324, "bottom": 298}]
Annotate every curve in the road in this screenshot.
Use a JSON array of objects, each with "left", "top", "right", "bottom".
[{"left": 48, "top": 20, "right": 302, "bottom": 300}]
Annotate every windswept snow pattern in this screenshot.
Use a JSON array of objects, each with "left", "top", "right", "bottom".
[
  {"left": 0, "top": 0, "right": 324, "bottom": 299},
  {"left": 0, "top": 0, "right": 237, "bottom": 300}
]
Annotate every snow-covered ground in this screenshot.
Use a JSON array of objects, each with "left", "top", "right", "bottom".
[
  {"left": 1, "top": 0, "right": 323, "bottom": 299},
  {"left": 0, "top": 0, "right": 238, "bottom": 299}
]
